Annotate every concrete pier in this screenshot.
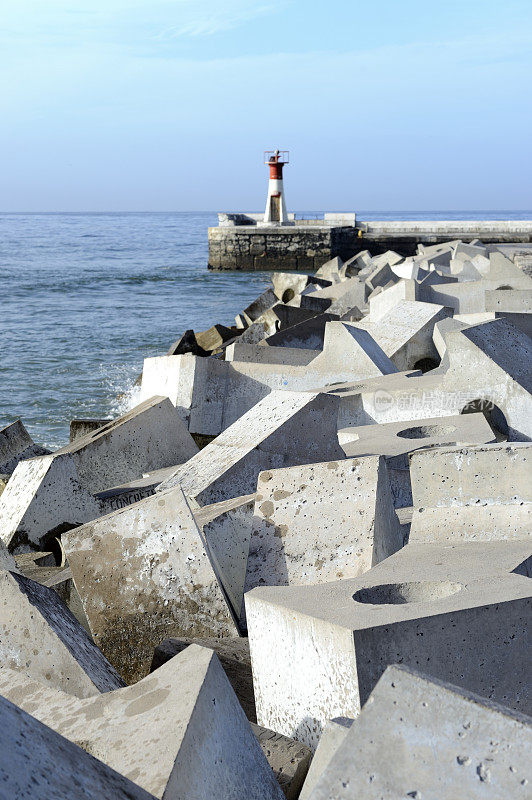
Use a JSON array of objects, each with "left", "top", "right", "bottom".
[{"left": 208, "top": 214, "right": 532, "bottom": 270}]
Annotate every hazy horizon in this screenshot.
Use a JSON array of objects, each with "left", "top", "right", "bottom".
[{"left": 2, "top": 1, "right": 531, "bottom": 212}]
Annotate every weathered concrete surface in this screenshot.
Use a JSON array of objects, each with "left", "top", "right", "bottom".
[
  {"left": 299, "top": 718, "right": 353, "bottom": 800},
  {"left": 148, "top": 636, "right": 311, "bottom": 797},
  {"left": 251, "top": 722, "right": 312, "bottom": 800},
  {"left": 0, "top": 569, "right": 124, "bottom": 697},
  {"left": 151, "top": 636, "right": 256, "bottom": 721},
  {"left": 265, "top": 312, "right": 339, "bottom": 350},
  {"left": 0, "top": 694, "right": 157, "bottom": 800},
  {"left": 244, "top": 457, "right": 402, "bottom": 595},
  {"left": 157, "top": 390, "right": 345, "bottom": 505},
  {"left": 247, "top": 540, "right": 531, "bottom": 749},
  {"left": 0, "top": 645, "right": 285, "bottom": 800},
  {"left": 63, "top": 486, "right": 238, "bottom": 683},
  {"left": 300, "top": 278, "right": 366, "bottom": 315},
  {"left": 354, "top": 300, "right": 450, "bottom": 370},
  {"left": 139, "top": 323, "right": 395, "bottom": 437},
  {"left": 441, "top": 318, "right": 532, "bottom": 440},
  {"left": 0, "top": 453, "right": 103, "bottom": 553},
  {"left": 55, "top": 395, "right": 199, "bottom": 493},
  {"left": 200, "top": 494, "right": 254, "bottom": 620},
  {"left": 338, "top": 412, "right": 495, "bottom": 459},
  {"left": 69, "top": 418, "right": 112, "bottom": 442},
  {"left": 226, "top": 341, "right": 319, "bottom": 366},
  {"left": 408, "top": 443, "right": 532, "bottom": 544},
  {"left": 308, "top": 665, "right": 532, "bottom": 799},
  {"left": 0, "top": 419, "right": 49, "bottom": 473},
  {"left": 0, "top": 537, "right": 17, "bottom": 571}
]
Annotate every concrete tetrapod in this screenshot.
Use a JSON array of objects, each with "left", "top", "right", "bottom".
[
  {"left": 0, "top": 645, "right": 285, "bottom": 800},
  {"left": 0, "top": 568, "right": 124, "bottom": 697},
  {"left": 246, "top": 539, "right": 531, "bottom": 749},
  {"left": 63, "top": 485, "right": 239, "bottom": 683},
  {"left": 307, "top": 665, "right": 531, "bottom": 799}
]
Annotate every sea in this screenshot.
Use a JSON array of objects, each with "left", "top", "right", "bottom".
[{"left": 1, "top": 210, "right": 530, "bottom": 450}]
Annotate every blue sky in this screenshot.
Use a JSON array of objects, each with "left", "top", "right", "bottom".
[{"left": 1, "top": 0, "right": 531, "bottom": 211}]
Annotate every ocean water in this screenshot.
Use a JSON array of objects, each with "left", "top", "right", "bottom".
[{"left": 1, "top": 210, "right": 529, "bottom": 449}]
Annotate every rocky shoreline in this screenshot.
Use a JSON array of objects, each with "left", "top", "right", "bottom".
[{"left": 0, "top": 238, "right": 531, "bottom": 798}]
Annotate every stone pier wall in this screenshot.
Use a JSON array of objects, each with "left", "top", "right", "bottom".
[
  {"left": 208, "top": 226, "right": 359, "bottom": 271},
  {"left": 208, "top": 220, "right": 532, "bottom": 271}
]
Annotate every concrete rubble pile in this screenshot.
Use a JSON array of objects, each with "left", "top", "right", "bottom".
[{"left": 0, "top": 238, "right": 530, "bottom": 798}]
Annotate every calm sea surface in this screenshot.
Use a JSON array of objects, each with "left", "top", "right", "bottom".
[{"left": 1, "top": 210, "right": 529, "bottom": 449}]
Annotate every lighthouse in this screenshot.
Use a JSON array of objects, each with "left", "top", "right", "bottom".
[{"left": 263, "top": 149, "right": 289, "bottom": 225}]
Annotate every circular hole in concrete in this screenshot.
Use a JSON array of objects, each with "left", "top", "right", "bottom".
[
  {"left": 353, "top": 581, "right": 463, "bottom": 605},
  {"left": 496, "top": 285, "right": 514, "bottom": 290},
  {"left": 396, "top": 424, "right": 456, "bottom": 439},
  {"left": 281, "top": 288, "right": 295, "bottom": 303},
  {"left": 413, "top": 357, "right": 439, "bottom": 373}
]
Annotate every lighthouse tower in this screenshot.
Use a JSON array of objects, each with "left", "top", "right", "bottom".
[{"left": 263, "top": 149, "right": 289, "bottom": 225}]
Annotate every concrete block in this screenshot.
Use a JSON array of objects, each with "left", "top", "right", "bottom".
[
  {"left": 368, "top": 278, "right": 418, "bottom": 320},
  {"left": 271, "top": 272, "right": 331, "bottom": 303},
  {"left": 149, "top": 635, "right": 311, "bottom": 797},
  {"left": 242, "top": 288, "right": 279, "bottom": 324},
  {"left": 141, "top": 322, "right": 395, "bottom": 438},
  {"left": 408, "top": 443, "right": 532, "bottom": 544},
  {"left": 315, "top": 255, "right": 345, "bottom": 277},
  {"left": 441, "top": 318, "right": 532, "bottom": 439},
  {"left": 251, "top": 722, "right": 312, "bottom": 799},
  {"left": 0, "top": 568, "right": 124, "bottom": 697},
  {"left": 299, "top": 718, "right": 353, "bottom": 800},
  {"left": 0, "top": 537, "right": 17, "bottom": 571},
  {"left": 0, "top": 645, "right": 285, "bottom": 800},
  {"left": 55, "top": 395, "right": 199, "bottom": 493},
  {"left": 226, "top": 341, "right": 318, "bottom": 366},
  {"left": 69, "top": 418, "right": 112, "bottom": 442},
  {"left": 157, "top": 390, "right": 345, "bottom": 505},
  {"left": 338, "top": 412, "right": 495, "bottom": 461},
  {"left": 201, "top": 493, "right": 254, "bottom": 620},
  {"left": 484, "top": 288, "right": 532, "bottom": 313},
  {"left": 151, "top": 636, "right": 256, "bottom": 721},
  {"left": 0, "top": 453, "right": 103, "bottom": 553},
  {"left": 238, "top": 304, "right": 319, "bottom": 343},
  {"left": 355, "top": 300, "right": 451, "bottom": 370},
  {"left": 247, "top": 539, "right": 531, "bottom": 749},
  {"left": 432, "top": 317, "right": 470, "bottom": 358},
  {"left": 244, "top": 456, "right": 403, "bottom": 595},
  {"left": 265, "top": 312, "right": 339, "bottom": 350},
  {"left": 343, "top": 251, "right": 372, "bottom": 275},
  {"left": 0, "top": 419, "right": 49, "bottom": 473},
  {"left": 0, "top": 694, "right": 156, "bottom": 800},
  {"left": 301, "top": 278, "right": 366, "bottom": 315},
  {"left": 364, "top": 261, "right": 397, "bottom": 293},
  {"left": 308, "top": 664, "right": 531, "bottom": 799},
  {"left": 63, "top": 486, "right": 238, "bottom": 682}
]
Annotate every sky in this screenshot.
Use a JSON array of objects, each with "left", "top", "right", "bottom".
[{"left": 1, "top": 0, "right": 531, "bottom": 211}]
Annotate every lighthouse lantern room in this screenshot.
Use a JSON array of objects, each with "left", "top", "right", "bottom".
[{"left": 263, "top": 149, "right": 289, "bottom": 225}]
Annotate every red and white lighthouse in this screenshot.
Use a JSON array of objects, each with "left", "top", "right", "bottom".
[{"left": 264, "top": 149, "right": 289, "bottom": 225}]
